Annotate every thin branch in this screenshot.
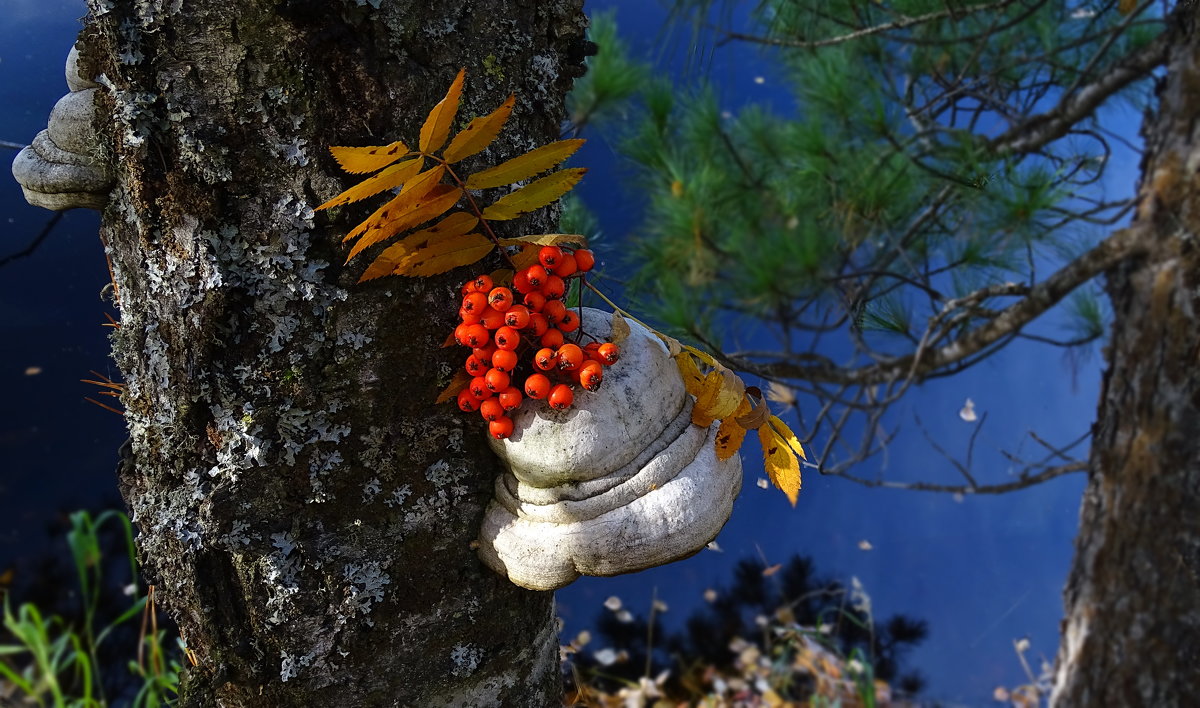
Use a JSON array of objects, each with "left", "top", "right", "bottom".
[
  {"left": 0, "top": 212, "right": 63, "bottom": 269},
  {"left": 1, "top": 139, "right": 27, "bottom": 150},
  {"left": 831, "top": 461, "right": 1086, "bottom": 494}
]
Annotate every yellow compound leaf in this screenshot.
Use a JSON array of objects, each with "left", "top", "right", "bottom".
[
  {"left": 436, "top": 369, "right": 472, "bottom": 404},
  {"left": 346, "top": 183, "right": 462, "bottom": 262},
  {"left": 715, "top": 395, "right": 753, "bottom": 461},
  {"left": 420, "top": 68, "right": 466, "bottom": 154},
  {"left": 359, "top": 211, "right": 479, "bottom": 282},
  {"left": 344, "top": 164, "right": 446, "bottom": 243},
  {"left": 497, "top": 234, "right": 589, "bottom": 248},
  {"left": 681, "top": 344, "right": 716, "bottom": 367},
  {"left": 316, "top": 157, "right": 424, "bottom": 211},
  {"left": 767, "top": 415, "right": 807, "bottom": 461},
  {"left": 609, "top": 310, "right": 630, "bottom": 346},
  {"left": 443, "top": 94, "right": 515, "bottom": 164},
  {"left": 510, "top": 243, "right": 541, "bottom": 270},
  {"left": 674, "top": 353, "right": 706, "bottom": 398},
  {"left": 735, "top": 389, "right": 771, "bottom": 430},
  {"left": 489, "top": 268, "right": 514, "bottom": 288},
  {"left": 394, "top": 232, "right": 494, "bottom": 277},
  {"left": 329, "top": 141, "right": 410, "bottom": 174},
  {"left": 481, "top": 168, "right": 586, "bottom": 221},
  {"left": 759, "top": 425, "right": 801, "bottom": 506},
  {"left": 691, "top": 366, "right": 746, "bottom": 428},
  {"left": 465, "top": 139, "right": 585, "bottom": 190}
]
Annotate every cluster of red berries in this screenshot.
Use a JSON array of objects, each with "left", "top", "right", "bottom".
[{"left": 452, "top": 246, "right": 620, "bottom": 439}]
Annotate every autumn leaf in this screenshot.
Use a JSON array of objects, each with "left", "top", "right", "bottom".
[
  {"left": 316, "top": 157, "right": 424, "bottom": 211},
  {"left": 346, "top": 184, "right": 462, "bottom": 262},
  {"left": 674, "top": 353, "right": 706, "bottom": 397},
  {"left": 329, "top": 141, "right": 410, "bottom": 174},
  {"left": 394, "top": 232, "right": 494, "bottom": 277},
  {"left": 767, "top": 415, "right": 807, "bottom": 461},
  {"left": 735, "top": 389, "right": 771, "bottom": 429},
  {"left": 420, "top": 68, "right": 466, "bottom": 154},
  {"left": 344, "top": 165, "right": 447, "bottom": 244},
  {"left": 465, "top": 139, "right": 585, "bottom": 190},
  {"left": 759, "top": 424, "right": 801, "bottom": 506},
  {"left": 443, "top": 94, "right": 515, "bottom": 164},
  {"left": 488, "top": 268, "right": 514, "bottom": 288},
  {"left": 609, "top": 310, "right": 630, "bottom": 346},
  {"left": 691, "top": 366, "right": 746, "bottom": 428},
  {"left": 510, "top": 244, "right": 541, "bottom": 270},
  {"left": 715, "top": 395, "right": 752, "bottom": 461},
  {"left": 497, "top": 234, "right": 589, "bottom": 248},
  {"left": 436, "top": 369, "right": 472, "bottom": 404},
  {"left": 359, "top": 211, "right": 479, "bottom": 282},
  {"left": 481, "top": 168, "right": 586, "bottom": 221}
]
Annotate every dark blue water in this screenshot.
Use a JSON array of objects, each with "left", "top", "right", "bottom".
[{"left": 1, "top": 2, "right": 1141, "bottom": 704}]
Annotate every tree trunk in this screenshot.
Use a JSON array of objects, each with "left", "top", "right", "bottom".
[
  {"left": 81, "top": 0, "right": 588, "bottom": 704},
  {"left": 1053, "top": 9, "right": 1200, "bottom": 706}
]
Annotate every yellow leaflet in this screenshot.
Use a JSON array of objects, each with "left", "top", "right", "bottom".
[
  {"left": 435, "top": 369, "right": 472, "bottom": 404},
  {"left": 510, "top": 244, "right": 541, "bottom": 270},
  {"left": 715, "top": 396, "right": 752, "bottom": 461},
  {"left": 344, "top": 165, "right": 446, "bottom": 244},
  {"left": 682, "top": 344, "right": 716, "bottom": 367},
  {"left": 609, "top": 310, "right": 631, "bottom": 346},
  {"left": 465, "top": 139, "right": 585, "bottom": 190},
  {"left": 674, "top": 353, "right": 706, "bottom": 398},
  {"left": 734, "top": 391, "right": 770, "bottom": 430},
  {"left": 496, "top": 234, "right": 588, "bottom": 248},
  {"left": 316, "top": 157, "right": 424, "bottom": 211},
  {"left": 346, "top": 184, "right": 462, "bottom": 262},
  {"left": 481, "top": 168, "right": 586, "bottom": 221},
  {"left": 758, "top": 425, "right": 801, "bottom": 506},
  {"left": 691, "top": 366, "right": 746, "bottom": 427},
  {"left": 443, "top": 94, "right": 515, "bottom": 164},
  {"left": 329, "top": 141, "right": 410, "bottom": 174},
  {"left": 489, "top": 268, "right": 514, "bottom": 288},
  {"left": 767, "top": 415, "right": 807, "bottom": 461},
  {"left": 358, "top": 211, "right": 478, "bottom": 282},
  {"left": 395, "top": 233, "right": 494, "bottom": 277},
  {"left": 420, "top": 68, "right": 466, "bottom": 154}
]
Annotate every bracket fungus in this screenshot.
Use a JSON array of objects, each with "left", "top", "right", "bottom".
[
  {"left": 477, "top": 308, "right": 742, "bottom": 591},
  {"left": 11, "top": 45, "right": 113, "bottom": 211}
]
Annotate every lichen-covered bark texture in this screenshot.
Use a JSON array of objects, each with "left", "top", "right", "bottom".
[
  {"left": 1052, "top": 10, "right": 1200, "bottom": 706},
  {"left": 80, "top": 0, "right": 588, "bottom": 705}
]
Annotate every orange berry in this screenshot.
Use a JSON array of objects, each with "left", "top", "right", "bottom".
[
  {"left": 524, "top": 373, "right": 551, "bottom": 399},
  {"left": 465, "top": 354, "right": 487, "bottom": 376},
  {"left": 540, "top": 328, "right": 565, "bottom": 349},
  {"left": 488, "top": 287, "right": 513, "bottom": 312},
  {"left": 485, "top": 367, "right": 510, "bottom": 393},
  {"left": 464, "top": 324, "right": 489, "bottom": 348},
  {"left": 490, "top": 348, "right": 518, "bottom": 372},
  {"left": 469, "top": 376, "right": 490, "bottom": 399},
  {"left": 454, "top": 322, "right": 473, "bottom": 347},
  {"left": 472, "top": 343, "right": 497, "bottom": 364},
  {"left": 498, "top": 386, "right": 523, "bottom": 411},
  {"left": 489, "top": 415, "right": 514, "bottom": 439},
  {"left": 480, "top": 398, "right": 505, "bottom": 422},
  {"left": 548, "top": 384, "right": 574, "bottom": 410},
  {"left": 457, "top": 388, "right": 482, "bottom": 412},
  {"left": 541, "top": 275, "right": 566, "bottom": 300},
  {"left": 597, "top": 342, "right": 620, "bottom": 365},
  {"left": 525, "top": 264, "right": 549, "bottom": 288},
  {"left": 558, "top": 309, "right": 580, "bottom": 333},
  {"left": 504, "top": 305, "right": 531, "bottom": 329},
  {"left": 574, "top": 249, "right": 596, "bottom": 272},
  {"left": 578, "top": 360, "right": 603, "bottom": 391},
  {"left": 539, "top": 245, "right": 563, "bottom": 269},
  {"left": 523, "top": 291, "right": 547, "bottom": 312},
  {"left": 470, "top": 274, "right": 494, "bottom": 293},
  {"left": 458, "top": 307, "right": 481, "bottom": 325},
  {"left": 513, "top": 268, "right": 534, "bottom": 294},
  {"left": 494, "top": 325, "right": 520, "bottom": 351},
  {"left": 527, "top": 313, "right": 550, "bottom": 337},
  {"left": 534, "top": 347, "right": 557, "bottom": 371},
  {"left": 552, "top": 252, "right": 577, "bottom": 278},
  {"left": 557, "top": 343, "right": 584, "bottom": 371},
  {"left": 542, "top": 300, "right": 567, "bottom": 325},
  {"left": 462, "top": 291, "right": 488, "bottom": 315},
  {"left": 480, "top": 307, "right": 506, "bottom": 330}
]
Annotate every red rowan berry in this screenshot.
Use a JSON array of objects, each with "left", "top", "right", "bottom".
[
  {"left": 548, "top": 384, "right": 574, "bottom": 410},
  {"left": 469, "top": 376, "right": 490, "bottom": 399},
  {"left": 464, "top": 324, "right": 489, "bottom": 348},
  {"left": 488, "top": 287, "right": 514, "bottom": 312},
  {"left": 457, "top": 388, "right": 482, "bottom": 412},
  {"left": 552, "top": 252, "right": 577, "bottom": 278},
  {"left": 459, "top": 308, "right": 481, "bottom": 325},
  {"left": 485, "top": 367, "right": 510, "bottom": 393},
  {"left": 558, "top": 309, "right": 580, "bottom": 333},
  {"left": 470, "top": 274, "right": 494, "bottom": 293},
  {"left": 454, "top": 322, "right": 473, "bottom": 347},
  {"left": 513, "top": 268, "right": 534, "bottom": 294},
  {"left": 462, "top": 291, "right": 488, "bottom": 315},
  {"left": 598, "top": 342, "right": 620, "bottom": 365},
  {"left": 524, "top": 373, "right": 551, "bottom": 399},
  {"left": 542, "top": 300, "right": 567, "bottom": 325},
  {"left": 540, "top": 328, "right": 565, "bottom": 349},
  {"left": 557, "top": 343, "right": 584, "bottom": 371},
  {"left": 490, "top": 348, "right": 518, "bottom": 372},
  {"left": 494, "top": 326, "right": 520, "bottom": 351},
  {"left": 527, "top": 313, "right": 550, "bottom": 337},
  {"left": 539, "top": 245, "right": 563, "bottom": 268},
  {"left": 503, "top": 305, "right": 530, "bottom": 329},
  {"left": 498, "top": 386, "right": 523, "bottom": 411},
  {"left": 526, "top": 264, "right": 549, "bottom": 288},
  {"left": 534, "top": 347, "right": 557, "bottom": 371},
  {"left": 574, "top": 249, "right": 596, "bottom": 272},
  {"left": 578, "top": 360, "right": 603, "bottom": 391},
  {"left": 489, "top": 415, "right": 514, "bottom": 439},
  {"left": 541, "top": 275, "right": 566, "bottom": 300},
  {"left": 465, "top": 354, "right": 487, "bottom": 376},
  {"left": 472, "top": 343, "right": 497, "bottom": 364},
  {"left": 523, "top": 291, "right": 547, "bottom": 312},
  {"left": 480, "top": 307, "right": 506, "bottom": 330},
  {"left": 480, "top": 398, "right": 504, "bottom": 422}
]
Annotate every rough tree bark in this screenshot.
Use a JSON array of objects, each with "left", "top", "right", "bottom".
[
  {"left": 79, "top": 0, "right": 589, "bottom": 705},
  {"left": 1052, "top": 8, "right": 1200, "bottom": 706}
]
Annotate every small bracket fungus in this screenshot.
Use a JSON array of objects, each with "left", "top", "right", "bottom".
[
  {"left": 11, "top": 45, "right": 113, "bottom": 211},
  {"left": 477, "top": 308, "right": 742, "bottom": 591}
]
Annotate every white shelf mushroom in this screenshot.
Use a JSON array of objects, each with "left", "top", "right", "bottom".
[
  {"left": 11, "top": 44, "right": 113, "bottom": 211},
  {"left": 477, "top": 307, "right": 743, "bottom": 591}
]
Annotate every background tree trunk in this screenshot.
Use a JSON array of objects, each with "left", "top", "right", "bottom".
[
  {"left": 1053, "top": 9, "right": 1200, "bottom": 706},
  {"left": 81, "top": 0, "right": 589, "bottom": 704}
]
